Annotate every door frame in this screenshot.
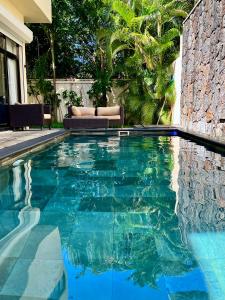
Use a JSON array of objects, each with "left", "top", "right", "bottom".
[{"left": 0, "top": 33, "right": 21, "bottom": 105}]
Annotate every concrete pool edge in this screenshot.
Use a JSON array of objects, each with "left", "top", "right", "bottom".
[
  {"left": 0, "top": 130, "right": 70, "bottom": 166},
  {"left": 0, "top": 126, "right": 224, "bottom": 166},
  {"left": 70, "top": 126, "right": 225, "bottom": 154},
  {"left": 177, "top": 128, "right": 225, "bottom": 154}
]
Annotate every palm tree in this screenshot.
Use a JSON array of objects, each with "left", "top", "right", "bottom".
[{"left": 108, "top": 0, "right": 190, "bottom": 125}]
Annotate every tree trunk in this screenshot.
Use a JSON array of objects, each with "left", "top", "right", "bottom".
[
  {"left": 49, "top": 31, "right": 57, "bottom": 122},
  {"left": 157, "top": 98, "right": 166, "bottom": 125}
]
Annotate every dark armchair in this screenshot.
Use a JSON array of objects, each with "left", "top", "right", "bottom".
[{"left": 9, "top": 104, "right": 52, "bottom": 130}]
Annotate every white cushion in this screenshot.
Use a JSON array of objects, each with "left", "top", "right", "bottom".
[
  {"left": 97, "top": 106, "right": 120, "bottom": 116},
  {"left": 72, "top": 106, "right": 95, "bottom": 116},
  {"left": 44, "top": 114, "right": 51, "bottom": 120}
]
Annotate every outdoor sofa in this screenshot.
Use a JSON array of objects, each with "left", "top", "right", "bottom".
[
  {"left": 9, "top": 104, "right": 52, "bottom": 130},
  {"left": 63, "top": 105, "right": 124, "bottom": 129}
]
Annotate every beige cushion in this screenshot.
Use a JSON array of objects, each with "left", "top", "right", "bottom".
[
  {"left": 71, "top": 115, "right": 120, "bottom": 120},
  {"left": 44, "top": 114, "right": 51, "bottom": 120},
  {"left": 97, "top": 106, "right": 120, "bottom": 116},
  {"left": 96, "top": 115, "right": 121, "bottom": 120},
  {"left": 71, "top": 106, "right": 82, "bottom": 116},
  {"left": 72, "top": 106, "right": 95, "bottom": 116}
]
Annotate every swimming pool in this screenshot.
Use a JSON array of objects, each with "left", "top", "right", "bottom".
[{"left": 0, "top": 135, "right": 224, "bottom": 299}]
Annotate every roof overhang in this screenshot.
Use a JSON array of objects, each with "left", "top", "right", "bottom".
[
  {"left": 10, "top": 0, "right": 52, "bottom": 24},
  {"left": 0, "top": 4, "right": 33, "bottom": 43}
]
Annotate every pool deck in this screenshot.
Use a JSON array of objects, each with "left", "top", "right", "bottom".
[{"left": 0, "top": 129, "right": 68, "bottom": 165}]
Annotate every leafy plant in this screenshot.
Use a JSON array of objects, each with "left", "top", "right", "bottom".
[
  {"left": 61, "top": 90, "right": 83, "bottom": 107},
  {"left": 88, "top": 74, "right": 112, "bottom": 107},
  {"left": 108, "top": 0, "right": 191, "bottom": 125},
  {"left": 27, "top": 53, "right": 61, "bottom": 120},
  {"left": 27, "top": 0, "right": 195, "bottom": 124}
]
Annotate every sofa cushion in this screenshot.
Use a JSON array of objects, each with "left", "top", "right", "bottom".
[
  {"left": 72, "top": 106, "right": 95, "bottom": 116},
  {"left": 96, "top": 115, "right": 121, "bottom": 120},
  {"left": 71, "top": 115, "right": 120, "bottom": 120},
  {"left": 71, "top": 106, "right": 82, "bottom": 116},
  {"left": 97, "top": 106, "right": 120, "bottom": 116}
]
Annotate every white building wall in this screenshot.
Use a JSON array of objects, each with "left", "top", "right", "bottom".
[
  {"left": 173, "top": 36, "right": 183, "bottom": 126},
  {"left": 28, "top": 79, "right": 94, "bottom": 122}
]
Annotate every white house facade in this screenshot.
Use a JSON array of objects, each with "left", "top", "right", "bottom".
[{"left": 0, "top": 0, "right": 52, "bottom": 126}]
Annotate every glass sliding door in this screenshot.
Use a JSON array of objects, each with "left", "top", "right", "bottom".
[{"left": 0, "top": 34, "right": 21, "bottom": 126}]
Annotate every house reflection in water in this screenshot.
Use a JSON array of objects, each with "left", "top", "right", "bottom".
[{"left": 0, "top": 161, "right": 67, "bottom": 299}]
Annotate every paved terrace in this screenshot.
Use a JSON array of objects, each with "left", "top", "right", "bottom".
[{"left": 0, "top": 129, "right": 67, "bottom": 164}]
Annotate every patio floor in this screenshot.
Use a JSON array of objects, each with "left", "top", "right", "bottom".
[
  {"left": 0, "top": 129, "right": 67, "bottom": 164},
  {"left": 0, "top": 129, "right": 65, "bottom": 150}
]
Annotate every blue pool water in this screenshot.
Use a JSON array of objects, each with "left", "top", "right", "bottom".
[{"left": 0, "top": 135, "right": 225, "bottom": 299}]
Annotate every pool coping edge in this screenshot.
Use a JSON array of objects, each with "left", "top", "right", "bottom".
[{"left": 0, "top": 127, "right": 224, "bottom": 166}]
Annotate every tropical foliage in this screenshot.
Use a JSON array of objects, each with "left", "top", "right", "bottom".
[
  {"left": 26, "top": 0, "right": 194, "bottom": 124},
  {"left": 103, "top": 0, "right": 193, "bottom": 124}
]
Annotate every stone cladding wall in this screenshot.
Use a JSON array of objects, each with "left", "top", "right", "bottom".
[{"left": 181, "top": 0, "right": 225, "bottom": 137}]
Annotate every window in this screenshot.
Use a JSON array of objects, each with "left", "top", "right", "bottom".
[
  {"left": 0, "top": 34, "right": 21, "bottom": 126},
  {"left": 0, "top": 52, "right": 6, "bottom": 105},
  {"left": 0, "top": 34, "right": 21, "bottom": 105}
]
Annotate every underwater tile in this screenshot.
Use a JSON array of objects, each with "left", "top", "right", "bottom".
[
  {"left": 67, "top": 266, "right": 113, "bottom": 300},
  {"left": 0, "top": 210, "right": 21, "bottom": 239},
  {"left": 73, "top": 211, "right": 114, "bottom": 233},
  {"left": 43, "top": 196, "right": 81, "bottom": 212},
  {"left": 112, "top": 269, "right": 169, "bottom": 300},
  {"left": 114, "top": 212, "right": 152, "bottom": 233},
  {"left": 164, "top": 268, "right": 208, "bottom": 295},
  {"left": 78, "top": 197, "right": 114, "bottom": 212},
  {"left": 0, "top": 257, "right": 17, "bottom": 291},
  {"left": 112, "top": 232, "right": 156, "bottom": 268},
  {"left": 168, "top": 291, "right": 209, "bottom": 300},
  {"left": 39, "top": 211, "right": 76, "bottom": 241},
  {"left": 196, "top": 258, "right": 225, "bottom": 300},
  {"left": 69, "top": 231, "right": 114, "bottom": 267},
  {"left": 188, "top": 232, "right": 225, "bottom": 260},
  {"left": 20, "top": 225, "right": 62, "bottom": 260},
  {"left": 0, "top": 259, "right": 65, "bottom": 299}
]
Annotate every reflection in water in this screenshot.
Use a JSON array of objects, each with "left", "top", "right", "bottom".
[
  {"left": 0, "top": 161, "right": 67, "bottom": 299},
  {"left": 0, "top": 136, "right": 224, "bottom": 299},
  {"left": 177, "top": 139, "right": 225, "bottom": 300}
]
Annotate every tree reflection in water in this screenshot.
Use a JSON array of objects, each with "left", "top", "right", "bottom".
[{"left": 59, "top": 136, "right": 197, "bottom": 289}]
